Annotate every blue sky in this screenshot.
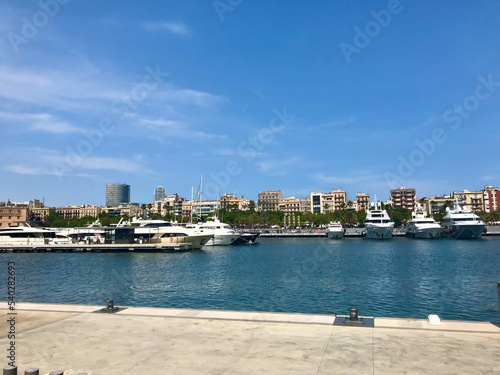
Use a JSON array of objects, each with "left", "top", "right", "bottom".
[{"left": 1, "top": 0, "right": 500, "bottom": 206}]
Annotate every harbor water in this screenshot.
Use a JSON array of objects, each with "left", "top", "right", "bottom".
[{"left": 2, "top": 237, "right": 500, "bottom": 322}]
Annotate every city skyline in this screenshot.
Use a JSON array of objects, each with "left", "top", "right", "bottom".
[{"left": 2, "top": 1, "right": 500, "bottom": 206}]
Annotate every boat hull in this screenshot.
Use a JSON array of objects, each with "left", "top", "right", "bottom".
[
  {"left": 365, "top": 225, "right": 394, "bottom": 240},
  {"left": 160, "top": 234, "right": 213, "bottom": 249},
  {"left": 442, "top": 224, "right": 485, "bottom": 239},
  {"left": 327, "top": 230, "right": 344, "bottom": 239},
  {"left": 406, "top": 226, "right": 442, "bottom": 239},
  {"left": 205, "top": 234, "right": 240, "bottom": 246}
]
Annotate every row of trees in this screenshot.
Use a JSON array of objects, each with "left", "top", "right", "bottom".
[{"left": 38, "top": 204, "right": 500, "bottom": 229}]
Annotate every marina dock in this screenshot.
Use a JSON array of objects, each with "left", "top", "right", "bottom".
[
  {"left": 0, "top": 242, "right": 192, "bottom": 253},
  {"left": 1, "top": 302, "right": 499, "bottom": 374}
]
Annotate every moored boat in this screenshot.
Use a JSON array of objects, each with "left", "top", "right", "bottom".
[
  {"left": 364, "top": 201, "right": 394, "bottom": 240},
  {"left": 441, "top": 198, "right": 485, "bottom": 239},
  {"left": 326, "top": 221, "right": 344, "bottom": 239},
  {"left": 406, "top": 204, "right": 442, "bottom": 239}
]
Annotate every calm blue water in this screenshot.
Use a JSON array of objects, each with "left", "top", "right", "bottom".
[{"left": 2, "top": 237, "right": 500, "bottom": 321}]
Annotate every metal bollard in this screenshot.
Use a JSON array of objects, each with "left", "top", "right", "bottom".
[
  {"left": 348, "top": 307, "right": 359, "bottom": 321},
  {"left": 3, "top": 365, "right": 17, "bottom": 375},
  {"left": 49, "top": 371, "right": 63, "bottom": 375},
  {"left": 24, "top": 369, "right": 39, "bottom": 375}
]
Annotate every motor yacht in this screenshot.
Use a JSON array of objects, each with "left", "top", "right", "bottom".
[
  {"left": 364, "top": 201, "right": 394, "bottom": 240},
  {"left": 441, "top": 198, "right": 485, "bottom": 239},
  {"left": 0, "top": 222, "right": 72, "bottom": 245},
  {"left": 131, "top": 218, "right": 213, "bottom": 249},
  {"left": 326, "top": 221, "right": 344, "bottom": 239},
  {"left": 186, "top": 218, "right": 241, "bottom": 246},
  {"left": 405, "top": 204, "right": 442, "bottom": 239}
]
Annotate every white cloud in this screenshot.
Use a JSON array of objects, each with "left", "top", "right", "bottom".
[
  {"left": 2, "top": 148, "right": 147, "bottom": 177},
  {"left": 143, "top": 21, "right": 190, "bottom": 36},
  {"left": 0, "top": 111, "right": 81, "bottom": 134}
]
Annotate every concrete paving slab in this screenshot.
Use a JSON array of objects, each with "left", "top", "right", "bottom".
[{"left": 1, "top": 304, "right": 499, "bottom": 375}]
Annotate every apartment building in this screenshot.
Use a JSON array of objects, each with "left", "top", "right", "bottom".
[
  {"left": 423, "top": 196, "right": 452, "bottom": 216},
  {"left": 220, "top": 194, "right": 252, "bottom": 211},
  {"left": 451, "top": 189, "right": 483, "bottom": 212},
  {"left": 0, "top": 202, "right": 28, "bottom": 228},
  {"left": 482, "top": 185, "right": 500, "bottom": 213},
  {"left": 278, "top": 197, "right": 301, "bottom": 215},
  {"left": 258, "top": 190, "right": 283, "bottom": 211},
  {"left": 356, "top": 193, "right": 370, "bottom": 212},
  {"left": 310, "top": 189, "right": 347, "bottom": 214},
  {"left": 390, "top": 187, "right": 416, "bottom": 210},
  {"left": 299, "top": 197, "right": 311, "bottom": 213}
]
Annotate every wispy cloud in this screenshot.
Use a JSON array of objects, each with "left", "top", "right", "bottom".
[
  {"left": 2, "top": 148, "right": 148, "bottom": 177},
  {"left": 0, "top": 111, "right": 81, "bottom": 134},
  {"left": 143, "top": 21, "right": 190, "bottom": 36}
]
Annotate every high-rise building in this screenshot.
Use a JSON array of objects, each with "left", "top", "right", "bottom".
[
  {"left": 154, "top": 186, "right": 166, "bottom": 202},
  {"left": 258, "top": 190, "right": 283, "bottom": 211},
  {"left": 390, "top": 187, "right": 416, "bottom": 210},
  {"left": 105, "top": 184, "right": 130, "bottom": 207}
]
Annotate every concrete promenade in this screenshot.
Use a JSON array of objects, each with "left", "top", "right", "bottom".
[{"left": 1, "top": 303, "right": 499, "bottom": 374}]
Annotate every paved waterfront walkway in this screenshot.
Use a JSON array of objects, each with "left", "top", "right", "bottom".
[{"left": 1, "top": 303, "right": 500, "bottom": 374}]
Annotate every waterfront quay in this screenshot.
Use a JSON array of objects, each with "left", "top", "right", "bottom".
[
  {"left": 0, "top": 243, "right": 192, "bottom": 253},
  {"left": 1, "top": 303, "right": 499, "bottom": 374}
]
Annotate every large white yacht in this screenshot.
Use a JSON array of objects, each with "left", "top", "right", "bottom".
[
  {"left": 130, "top": 219, "right": 214, "bottom": 249},
  {"left": 186, "top": 218, "right": 241, "bottom": 246},
  {"left": 406, "top": 204, "right": 442, "bottom": 239},
  {"left": 364, "top": 201, "right": 394, "bottom": 240},
  {"left": 441, "top": 198, "right": 485, "bottom": 239},
  {"left": 0, "top": 223, "right": 72, "bottom": 245},
  {"left": 326, "top": 221, "right": 344, "bottom": 239}
]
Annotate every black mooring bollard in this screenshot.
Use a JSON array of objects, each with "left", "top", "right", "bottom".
[
  {"left": 49, "top": 371, "right": 64, "bottom": 375},
  {"left": 24, "top": 369, "right": 39, "bottom": 375},
  {"left": 348, "top": 307, "right": 359, "bottom": 321},
  {"left": 3, "top": 365, "right": 17, "bottom": 375}
]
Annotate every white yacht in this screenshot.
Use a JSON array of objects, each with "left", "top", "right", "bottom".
[
  {"left": 364, "top": 201, "right": 394, "bottom": 240},
  {"left": 441, "top": 198, "right": 485, "bottom": 239},
  {"left": 406, "top": 204, "right": 442, "bottom": 239},
  {"left": 326, "top": 221, "right": 344, "bottom": 239},
  {"left": 131, "top": 219, "right": 213, "bottom": 249},
  {"left": 0, "top": 223, "right": 72, "bottom": 246},
  {"left": 186, "top": 218, "right": 241, "bottom": 246}
]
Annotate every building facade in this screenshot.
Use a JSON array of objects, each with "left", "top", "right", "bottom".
[
  {"left": 278, "top": 197, "right": 301, "bottom": 215},
  {"left": 299, "top": 197, "right": 311, "bottom": 213},
  {"left": 451, "top": 189, "right": 483, "bottom": 212},
  {"left": 154, "top": 186, "right": 166, "bottom": 202},
  {"left": 310, "top": 189, "right": 347, "bottom": 214},
  {"left": 154, "top": 194, "right": 184, "bottom": 217},
  {"left": 390, "top": 187, "right": 416, "bottom": 210},
  {"left": 105, "top": 184, "right": 130, "bottom": 207},
  {"left": 0, "top": 203, "right": 28, "bottom": 228},
  {"left": 424, "top": 196, "right": 452, "bottom": 216},
  {"left": 482, "top": 185, "right": 500, "bottom": 213},
  {"left": 258, "top": 190, "right": 283, "bottom": 211},
  {"left": 220, "top": 194, "right": 252, "bottom": 211},
  {"left": 356, "top": 193, "right": 370, "bottom": 212}
]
